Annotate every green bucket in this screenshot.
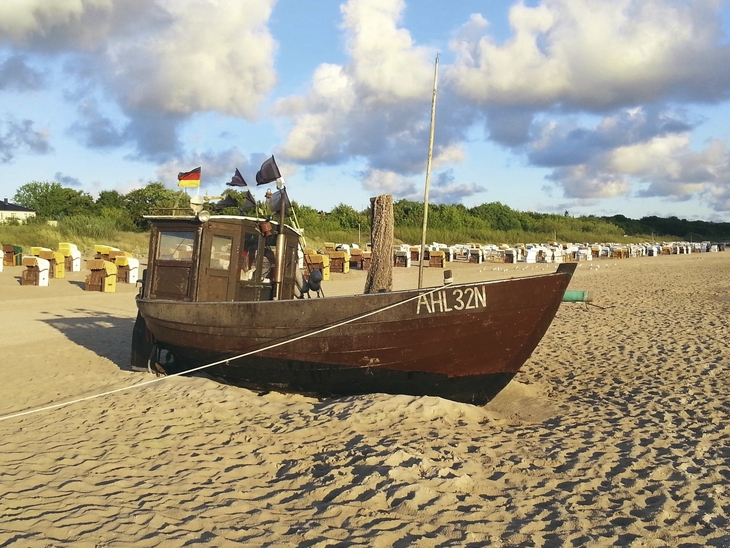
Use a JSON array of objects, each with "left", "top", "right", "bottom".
[{"left": 562, "top": 290, "right": 593, "bottom": 303}]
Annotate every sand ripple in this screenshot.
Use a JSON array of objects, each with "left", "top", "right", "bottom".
[{"left": 1, "top": 253, "right": 729, "bottom": 546}]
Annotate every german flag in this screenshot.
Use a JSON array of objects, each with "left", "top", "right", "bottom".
[{"left": 177, "top": 167, "right": 201, "bottom": 188}]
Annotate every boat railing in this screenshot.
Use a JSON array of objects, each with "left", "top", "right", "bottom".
[{"left": 150, "top": 208, "right": 194, "bottom": 216}]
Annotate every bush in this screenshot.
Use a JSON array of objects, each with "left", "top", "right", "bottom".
[{"left": 59, "top": 215, "right": 121, "bottom": 241}]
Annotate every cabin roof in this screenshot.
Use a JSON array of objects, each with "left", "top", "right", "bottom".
[{"left": 143, "top": 214, "right": 303, "bottom": 235}]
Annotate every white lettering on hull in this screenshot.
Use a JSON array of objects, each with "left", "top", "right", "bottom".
[{"left": 416, "top": 285, "right": 487, "bottom": 315}]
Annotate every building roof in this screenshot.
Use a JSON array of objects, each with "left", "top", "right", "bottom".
[{"left": 0, "top": 200, "right": 35, "bottom": 212}]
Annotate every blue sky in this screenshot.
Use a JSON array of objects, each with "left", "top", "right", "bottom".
[{"left": 2, "top": 0, "right": 730, "bottom": 221}]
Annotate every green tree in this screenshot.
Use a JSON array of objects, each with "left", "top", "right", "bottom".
[
  {"left": 95, "top": 190, "right": 127, "bottom": 211},
  {"left": 13, "top": 181, "right": 94, "bottom": 219},
  {"left": 392, "top": 199, "right": 423, "bottom": 227},
  {"left": 469, "top": 202, "right": 523, "bottom": 231},
  {"left": 330, "top": 203, "right": 366, "bottom": 229},
  {"left": 124, "top": 182, "right": 187, "bottom": 228}
]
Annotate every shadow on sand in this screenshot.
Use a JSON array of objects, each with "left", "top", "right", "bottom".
[{"left": 40, "top": 309, "right": 136, "bottom": 371}]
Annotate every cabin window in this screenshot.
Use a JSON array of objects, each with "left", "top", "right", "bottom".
[
  {"left": 158, "top": 231, "right": 195, "bottom": 261},
  {"left": 209, "top": 235, "right": 233, "bottom": 271},
  {"left": 240, "top": 233, "right": 260, "bottom": 281}
]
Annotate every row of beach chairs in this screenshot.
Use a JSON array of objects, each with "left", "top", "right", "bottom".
[{"left": 2, "top": 242, "right": 139, "bottom": 291}]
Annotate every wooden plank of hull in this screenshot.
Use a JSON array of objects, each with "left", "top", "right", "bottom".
[
  {"left": 165, "top": 350, "right": 517, "bottom": 405},
  {"left": 137, "top": 269, "right": 574, "bottom": 397}
]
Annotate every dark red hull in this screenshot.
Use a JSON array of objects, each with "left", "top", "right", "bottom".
[{"left": 135, "top": 264, "right": 576, "bottom": 404}]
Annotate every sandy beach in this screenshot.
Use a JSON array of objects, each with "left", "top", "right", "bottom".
[{"left": 1, "top": 252, "right": 729, "bottom": 547}]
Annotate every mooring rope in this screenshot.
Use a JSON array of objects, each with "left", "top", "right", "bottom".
[{"left": 0, "top": 285, "right": 444, "bottom": 424}]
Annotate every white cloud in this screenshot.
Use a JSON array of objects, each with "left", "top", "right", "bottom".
[
  {"left": 275, "top": 0, "right": 481, "bottom": 200},
  {"left": 549, "top": 165, "right": 632, "bottom": 199},
  {"left": 0, "top": 0, "right": 278, "bottom": 158},
  {"left": 105, "top": 0, "right": 277, "bottom": 118},
  {"left": 545, "top": 126, "right": 730, "bottom": 209},
  {"left": 447, "top": 0, "right": 730, "bottom": 110},
  {"left": 340, "top": 0, "right": 434, "bottom": 104},
  {"left": 362, "top": 168, "right": 418, "bottom": 197},
  {"left": 360, "top": 166, "right": 484, "bottom": 203},
  {"left": 275, "top": 0, "right": 437, "bottom": 164}
]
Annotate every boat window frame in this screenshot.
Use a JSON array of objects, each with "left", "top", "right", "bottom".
[
  {"left": 146, "top": 222, "right": 202, "bottom": 301},
  {"left": 208, "top": 234, "right": 234, "bottom": 271},
  {"left": 157, "top": 230, "right": 196, "bottom": 263}
]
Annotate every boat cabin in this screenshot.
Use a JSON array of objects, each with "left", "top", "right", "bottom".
[{"left": 142, "top": 215, "right": 301, "bottom": 302}]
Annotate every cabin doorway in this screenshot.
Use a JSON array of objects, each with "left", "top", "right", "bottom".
[
  {"left": 149, "top": 228, "right": 199, "bottom": 301},
  {"left": 236, "top": 232, "right": 276, "bottom": 301},
  {"left": 198, "top": 225, "right": 241, "bottom": 301}
]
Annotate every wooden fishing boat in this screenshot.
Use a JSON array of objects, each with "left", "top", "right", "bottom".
[{"left": 133, "top": 213, "right": 577, "bottom": 405}]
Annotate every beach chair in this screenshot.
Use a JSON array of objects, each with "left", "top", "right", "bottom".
[
  {"left": 39, "top": 250, "right": 65, "bottom": 279},
  {"left": 349, "top": 248, "right": 363, "bottom": 269},
  {"left": 305, "top": 254, "right": 330, "bottom": 281},
  {"left": 328, "top": 251, "right": 349, "bottom": 274},
  {"left": 429, "top": 250, "right": 445, "bottom": 268},
  {"left": 94, "top": 245, "right": 120, "bottom": 262},
  {"left": 393, "top": 250, "right": 410, "bottom": 267},
  {"left": 3, "top": 245, "right": 23, "bottom": 266},
  {"left": 115, "top": 256, "right": 139, "bottom": 284},
  {"left": 85, "top": 259, "right": 117, "bottom": 292},
  {"left": 21, "top": 256, "right": 49, "bottom": 286},
  {"left": 361, "top": 251, "right": 372, "bottom": 271},
  {"left": 30, "top": 246, "right": 51, "bottom": 257},
  {"left": 59, "top": 242, "right": 82, "bottom": 272}
]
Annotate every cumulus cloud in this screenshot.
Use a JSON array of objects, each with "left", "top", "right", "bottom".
[
  {"left": 0, "top": 0, "right": 278, "bottom": 159},
  {"left": 275, "top": 0, "right": 474, "bottom": 189},
  {"left": 541, "top": 109, "right": 730, "bottom": 209},
  {"left": 441, "top": 0, "right": 730, "bottom": 211},
  {"left": 528, "top": 107, "right": 695, "bottom": 168},
  {"left": 0, "top": 116, "right": 52, "bottom": 162},
  {"left": 274, "top": 0, "right": 730, "bottom": 209},
  {"left": 447, "top": 0, "right": 730, "bottom": 111},
  {"left": 360, "top": 167, "right": 484, "bottom": 203}
]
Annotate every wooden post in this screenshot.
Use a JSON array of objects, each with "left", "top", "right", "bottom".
[{"left": 364, "top": 195, "right": 394, "bottom": 294}]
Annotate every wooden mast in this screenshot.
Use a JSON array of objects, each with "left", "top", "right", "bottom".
[{"left": 418, "top": 55, "right": 439, "bottom": 290}]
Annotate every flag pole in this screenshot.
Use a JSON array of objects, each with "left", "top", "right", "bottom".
[
  {"left": 273, "top": 181, "right": 287, "bottom": 300},
  {"left": 418, "top": 54, "right": 439, "bottom": 290}
]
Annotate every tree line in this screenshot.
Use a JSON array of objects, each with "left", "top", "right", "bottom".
[{"left": 11, "top": 181, "right": 730, "bottom": 242}]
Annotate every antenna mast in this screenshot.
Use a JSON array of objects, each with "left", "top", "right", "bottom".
[{"left": 418, "top": 55, "right": 439, "bottom": 289}]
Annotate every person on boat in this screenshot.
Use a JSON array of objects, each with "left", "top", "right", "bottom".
[
  {"left": 261, "top": 247, "right": 276, "bottom": 283},
  {"left": 240, "top": 234, "right": 260, "bottom": 281}
]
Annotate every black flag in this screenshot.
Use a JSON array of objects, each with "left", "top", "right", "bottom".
[
  {"left": 215, "top": 194, "right": 238, "bottom": 211},
  {"left": 267, "top": 188, "right": 291, "bottom": 217},
  {"left": 226, "top": 168, "right": 247, "bottom": 187},
  {"left": 239, "top": 189, "right": 257, "bottom": 212},
  {"left": 256, "top": 155, "right": 281, "bottom": 185}
]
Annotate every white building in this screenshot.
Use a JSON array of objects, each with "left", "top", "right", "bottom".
[{"left": 0, "top": 199, "right": 36, "bottom": 223}]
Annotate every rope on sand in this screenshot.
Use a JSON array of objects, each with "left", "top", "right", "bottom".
[{"left": 0, "top": 285, "right": 444, "bottom": 424}]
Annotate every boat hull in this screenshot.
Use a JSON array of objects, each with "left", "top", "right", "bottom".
[{"left": 136, "top": 265, "right": 575, "bottom": 404}]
